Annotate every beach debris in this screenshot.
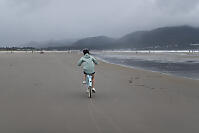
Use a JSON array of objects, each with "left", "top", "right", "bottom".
[
  {"left": 129, "top": 79, "right": 133, "bottom": 83},
  {"left": 129, "top": 77, "right": 133, "bottom": 83}
]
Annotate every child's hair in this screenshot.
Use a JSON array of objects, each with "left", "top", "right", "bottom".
[{"left": 83, "top": 49, "right": 89, "bottom": 55}]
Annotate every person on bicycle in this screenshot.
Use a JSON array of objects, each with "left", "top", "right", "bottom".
[{"left": 77, "top": 49, "right": 98, "bottom": 93}]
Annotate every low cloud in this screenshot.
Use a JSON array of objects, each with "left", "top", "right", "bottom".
[{"left": 156, "top": 0, "right": 199, "bottom": 14}]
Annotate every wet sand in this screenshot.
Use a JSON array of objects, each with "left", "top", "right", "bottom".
[
  {"left": 0, "top": 51, "right": 199, "bottom": 133},
  {"left": 94, "top": 51, "right": 199, "bottom": 79}
]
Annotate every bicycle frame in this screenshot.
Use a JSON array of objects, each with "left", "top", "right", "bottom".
[
  {"left": 86, "top": 74, "right": 93, "bottom": 98},
  {"left": 86, "top": 74, "right": 93, "bottom": 88}
]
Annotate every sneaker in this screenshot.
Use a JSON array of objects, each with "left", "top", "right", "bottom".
[
  {"left": 82, "top": 81, "right": 86, "bottom": 84},
  {"left": 92, "top": 88, "right": 96, "bottom": 93}
]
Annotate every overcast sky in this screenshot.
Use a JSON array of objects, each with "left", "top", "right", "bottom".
[{"left": 0, "top": 0, "right": 199, "bottom": 45}]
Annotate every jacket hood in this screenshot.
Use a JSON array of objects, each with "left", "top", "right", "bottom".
[{"left": 84, "top": 53, "right": 91, "bottom": 59}]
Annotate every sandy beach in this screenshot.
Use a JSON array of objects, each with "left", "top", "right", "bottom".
[{"left": 0, "top": 51, "right": 199, "bottom": 133}]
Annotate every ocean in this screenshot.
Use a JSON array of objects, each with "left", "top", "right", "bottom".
[{"left": 94, "top": 50, "right": 199, "bottom": 80}]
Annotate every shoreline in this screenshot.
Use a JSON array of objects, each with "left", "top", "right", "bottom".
[{"left": 1, "top": 50, "right": 198, "bottom": 80}]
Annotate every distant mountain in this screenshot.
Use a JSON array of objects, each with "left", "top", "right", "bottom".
[
  {"left": 68, "top": 25, "right": 199, "bottom": 50},
  {"left": 71, "top": 36, "right": 116, "bottom": 50},
  {"left": 35, "top": 25, "right": 199, "bottom": 50},
  {"left": 119, "top": 26, "right": 199, "bottom": 49}
]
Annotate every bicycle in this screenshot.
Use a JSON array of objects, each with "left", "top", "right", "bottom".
[{"left": 86, "top": 74, "right": 93, "bottom": 98}]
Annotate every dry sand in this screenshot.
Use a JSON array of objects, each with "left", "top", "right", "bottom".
[{"left": 0, "top": 51, "right": 199, "bottom": 133}]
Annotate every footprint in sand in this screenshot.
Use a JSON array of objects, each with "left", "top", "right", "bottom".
[
  {"left": 33, "top": 82, "right": 43, "bottom": 88},
  {"left": 135, "top": 84, "right": 145, "bottom": 87},
  {"left": 135, "top": 77, "right": 140, "bottom": 80},
  {"left": 9, "top": 64, "right": 13, "bottom": 67},
  {"left": 159, "top": 87, "right": 167, "bottom": 90}
]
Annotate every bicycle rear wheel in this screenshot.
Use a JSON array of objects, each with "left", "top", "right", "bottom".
[{"left": 88, "top": 86, "right": 92, "bottom": 98}]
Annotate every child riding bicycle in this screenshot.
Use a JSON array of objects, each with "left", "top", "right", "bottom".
[{"left": 77, "top": 49, "right": 98, "bottom": 93}]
